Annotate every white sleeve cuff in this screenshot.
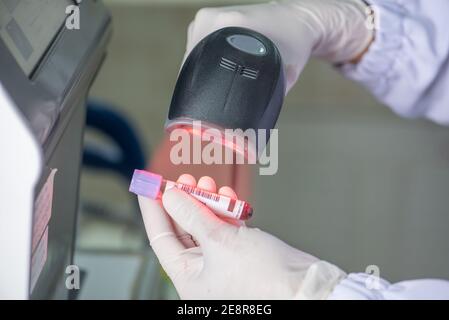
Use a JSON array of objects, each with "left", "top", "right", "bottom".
[
  {"left": 328, "top": 273, "right": 449, "bottom": 300},
  {"left": 339, "top": 0, "right": 449, "bottom": 124},
  {"left": 327, "top": 273, "right": 391, "bottom": 300}
]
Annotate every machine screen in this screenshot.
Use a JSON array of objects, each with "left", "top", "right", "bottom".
[{"left": 0, "top": 0, "right": 73, "bottom": 76}]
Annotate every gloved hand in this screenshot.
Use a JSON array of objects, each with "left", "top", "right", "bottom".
[
  {"left": 184, "top": 0, "right": 374, "bottom": 92},
  {"left": 139, "top": 175, "right": 346, "bottom": 299}
]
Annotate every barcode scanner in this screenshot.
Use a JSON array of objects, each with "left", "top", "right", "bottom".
[{"left": 165, "top": 27, "right": 285, "bottom": 158}]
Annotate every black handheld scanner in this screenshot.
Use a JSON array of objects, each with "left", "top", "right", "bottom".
[{"left": 165, "top": 27, "right": 285, "bottom": 158}]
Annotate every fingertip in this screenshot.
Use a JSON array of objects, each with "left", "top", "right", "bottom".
[
  {"left": 218, "top": 186, "right": 238, "bottom": 199},
  {"left": 177, "top": 174, "right": 196, "bottom": 186},
  {"left": 197, "top": 176, "right": 217, "bottom": 192}
]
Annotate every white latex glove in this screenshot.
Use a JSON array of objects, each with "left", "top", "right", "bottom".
[
  {"left": 139, "top": 175, "right": 345, "bottom": 299},
  {"left": 184, "top": 0, "right": 374, "bottom": 92}
]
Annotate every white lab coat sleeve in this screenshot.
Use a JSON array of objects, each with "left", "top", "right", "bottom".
[
  {"left": 340, "top": 0, "right": 449, "bottom": 125},
  {"left": 328, "top": 273, "right": 449, "bottom": 300}
]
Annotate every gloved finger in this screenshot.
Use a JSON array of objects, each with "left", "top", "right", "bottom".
[
  {"left": 185, "top": 20, "right": 196, "bottom": 57},
  {"left": 172, "top": 174, "right": 198, "bottom": 248},
  {"left": 177, "top": 174, "right": 196, "bottom": 186},
  {"left": 218, "top": 186, "right": 237, "bottom": 199},
  {"left": 197, "top": 176, "right": 217, "bottom": 193},
  {"left": 193, "top": 176, "right": 241, "bottom": 232},
  {"left": 162, "top": 188, "right": 234, "bottom": 243},
  {"left": 220, "top": 216, "right": 245, "bottom": 227},
  {"left": 218, "top": 186, "right": 246, "bottom": 227},
  {"left": 196, "top": 176, "right": 217, "bottom": 229},
  {"left": 186, "top": 9, "right": 205, "bottom": 54},
  {"left": 138, "top": 196, "right": 186, "bottom": 261},
  {"left": 187, "top": 8, "right": 224, "bottom": 53}
]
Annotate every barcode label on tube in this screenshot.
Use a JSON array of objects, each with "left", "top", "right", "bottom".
[
  {"left": 178, "top": 184, "right": 220, "bottom": 202},
  {"left": 164, "top": 181, "right": 242, "bottom": 220}
]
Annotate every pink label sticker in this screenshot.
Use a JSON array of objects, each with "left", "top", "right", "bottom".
[
  {"left": 30, "top": 227, "right": 48, "bottom": 293},
  {"left": 32, "top": 169, "right": 57, "bottom": 253}
]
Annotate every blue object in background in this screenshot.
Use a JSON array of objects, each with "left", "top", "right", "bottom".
[{"left": 83, "top": 100, "right": 146, "bottom": 181}]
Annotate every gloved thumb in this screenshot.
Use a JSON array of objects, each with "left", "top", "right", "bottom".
[{"left": 162, "top": 188, "right": 231, "bottom": 243}]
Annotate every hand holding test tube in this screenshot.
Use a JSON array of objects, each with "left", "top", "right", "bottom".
[
  {"left": 136, "top": 174, "right": 345, "bottom": 299},
  {"left": 129, "top": 170, "right": 253, "bottom": 221}
]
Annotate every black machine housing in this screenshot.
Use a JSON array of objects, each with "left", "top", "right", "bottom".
[{"left": 0, "top": 0, "right": 111, "bottom": 299}]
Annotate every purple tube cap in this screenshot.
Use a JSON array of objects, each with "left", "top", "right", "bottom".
[{"left": 129, "top": 170, "right": 163, "bottom": 199}]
